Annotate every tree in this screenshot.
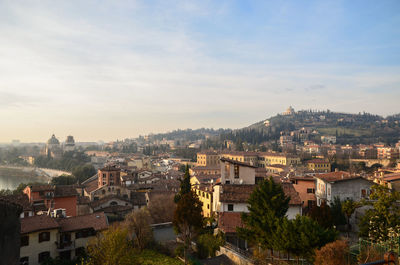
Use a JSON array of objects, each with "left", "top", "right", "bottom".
[
  {"left": 237, "top": 177, "right": 290, "bottom": 250},
  {"left": 147, "top": 193, "right": 176, "bottom": 223},
  {"left": 174, "top": 165, "right": 191, "bottom": 203},
  {"left": 359, "top": 185, "right": 400, "bottom": 242},
  {"left": 274, "top": 215, "right": 337, "bottom": 261},
  {"left": 314, "top": 240, "right": 350, "bottom": 265},
  {"left": 330, "top": 197, "right": 347, "bottom": 228},
  {"left": 124, "top": 208, "right": 153, "bottom": 251},
  {"left": 308, "top": 201, "right": 333, "bottom": 229},
  {"left": 51, "top": 174, "right": 76, "bottom": 185},
  {"left": 72, "top": 164, "right": 96, "bottom": 183},
  {"left": 173, "top": 191, "right": 204, "bottom": 264},
  {"left": 86, "top": 226, "right": 136, "bottom": 265},
  {"left": 196, "top": 232, "right": 225, "bottom": 259},
  {"left": 342, "top": 199, "right": 359, "bottom": 237}
]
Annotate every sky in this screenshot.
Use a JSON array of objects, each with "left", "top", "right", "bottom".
[{"left": 0, "top": 0, "right": 399, "bottom": 142}]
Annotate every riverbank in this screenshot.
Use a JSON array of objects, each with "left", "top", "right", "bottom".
[{"left": 0, "top": 166, "right": 71, "bottom": 190}]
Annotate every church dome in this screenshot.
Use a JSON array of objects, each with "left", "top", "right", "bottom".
[{"left": 47, "top": 134, "right": 60, "bottom": 145}]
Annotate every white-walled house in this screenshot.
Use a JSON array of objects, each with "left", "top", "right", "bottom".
[
  {"left": 315, "top": 171, "right": 374, "bottom": 206},
  {"left": 220, "top": 157, "right": 257, "bottom": 185}
]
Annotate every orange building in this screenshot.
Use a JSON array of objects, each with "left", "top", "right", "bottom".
[
  {"left": 98, "top": 165, "right": 121, "bottom": 188},
  {"left": 23, "top": 185, "right": 78, "bottom": 217}
]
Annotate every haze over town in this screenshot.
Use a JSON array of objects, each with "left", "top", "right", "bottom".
[{"left": 1, "top": 0, "right": 399, "bottom": 142}]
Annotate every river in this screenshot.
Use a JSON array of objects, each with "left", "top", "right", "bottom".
[{"left": 0, "top": 166, "right": 53, "bottom": 190}]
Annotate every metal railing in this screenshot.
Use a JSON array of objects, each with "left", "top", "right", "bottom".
[{"left": 360, "top": 252, "right": 398, "bottom": 265}]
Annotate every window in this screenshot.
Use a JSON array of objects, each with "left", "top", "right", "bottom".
[
  {"left": 227, "top": 204, "right": 234, "bottom": 211},
  {"left": 307, "top": 188, "right": 315, "bottom": 194},
  {"left": 20, "top": 235, "right": 29, "bottom": 247},
  {"left": 207, "top": 204, "right": 210, "bottom": 209},
  {"left": 361, "top": 189, "right": 367, "bottom": 198},
  {"left": 20, "top": 257, "right": 29, "bottom": 265},
  {"left": 38, "top": 252, "right": 50, "bottom": 263},
  {"left": 234, "top": 164, "right": 239, "bottom": 178},
  {"left": 225, "top": 180, "right": 230, "bottom": 184},
  {"left": 39, "top": 232, "right": 50, "bottom": 243}
]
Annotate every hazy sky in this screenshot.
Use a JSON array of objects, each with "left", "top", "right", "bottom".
[{"left": 0, "top": 0, "right": 399, "bottom": 142}]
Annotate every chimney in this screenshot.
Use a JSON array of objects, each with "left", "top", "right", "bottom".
[
  {"left": 335, "top": 168, "right": 339, "bottom": 172},
  {"left": 341, "top": 174, "right": 344, "bottom": 179}
]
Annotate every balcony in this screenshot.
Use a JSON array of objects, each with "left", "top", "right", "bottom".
[
  {"left": 55, "top": 240, "right": 75, "bottom": 251},
  {"left": 315, "top": 190, "right": 326, "bottom": 199}
]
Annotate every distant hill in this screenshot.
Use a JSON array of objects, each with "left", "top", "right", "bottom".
[
  {"left": 145, "top": 128, "right": 232, "bottom": 142},
  {"left": 230, "top": 110, "right": 400, "bottom": 145},
  {"left": 145, "top": 110, "right": 400, "bottom": 146}
]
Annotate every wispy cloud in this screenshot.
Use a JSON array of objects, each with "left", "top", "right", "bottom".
[{"left": 0, "top": 0, "right": 399, "bottom": 141}]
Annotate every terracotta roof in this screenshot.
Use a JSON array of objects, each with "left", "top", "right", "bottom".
[
  {"left": 58, "top": 212, "right": 108, "bottom": 232},
  {"left": 54, "top": 185, "right": 78, "bottom": 197},
  {"left": 30, "top": 185, "right": 53, "bottom": 192},
  {"left": 220, "top": 185, "right": 255, "bottom": 203},
  {"left": 28, "top": 185, "right": 78, "bottom": 198},
  {"left": 218, "top": 212, "right": 243, "bottom": 233},
  {"left": 220, "top": 157, "right": 257, "bottom": 168},
  {"left": 315, "top": 171, "right": 361, "bottom": 183},
  {"left": 281, "top": 183, "right": 302, "bottom": 205},
  {"left": 89, "top": 195, "right": 132, "bottom": 208},
  {"left": 220, "top": 183, "right": 301, "bottom": 205},
  {"left": 99, "top": 165, "right": 121, "bottom": 172},
  {"left": 0, "top": 194, "right": 32, "bottom": 211},
  {"left": 83, "top": 178, "right": 99, "bottom": 193},
  {"left": 21, "top": 215, "right": 60, "bottom": 234},
  {"left": 95, "top": 205, "right": 133, "bottom": 213},
  {"left": 383, "top": 173, "right": 400, "bottom": 182}
]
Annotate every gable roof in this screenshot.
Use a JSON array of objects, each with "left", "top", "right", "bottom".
[
  {"left": 220, "top": 157, "right": 257, "bottom": 168},
  {"left": 21, "top": 215, "right": 60, "bottom": 234},
  {"left": 315, "top": 171, "right": 363, "bottom": 183},
  {"left": 58, "top": 212, "right": 108, "bottom": 232},
  {"left": 219, "top": 183, "right": 301, "bottom": 205}
]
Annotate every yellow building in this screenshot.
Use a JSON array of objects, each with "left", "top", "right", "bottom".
[
  {"left": 196, "top": 151, "right": 220, "bottom": 167},
  {"left": 190, "top": 176, "right": 213, "bottom": 218},
  {"left": 258, "top": 152, "right": 300, "bottom": 168},
  {"left": 220, "top": 151, "right": 259, "bottom": 166},
  {"left": 307, "top": 159, "right": 331, "bottom": 172}
]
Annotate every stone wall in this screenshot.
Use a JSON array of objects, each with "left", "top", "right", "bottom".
[
  {"left": 0, "top": 200, "right": 22, "bottom": 265},
  {"left": 217, "top": 246, "right": 254, "bottom": 265}
]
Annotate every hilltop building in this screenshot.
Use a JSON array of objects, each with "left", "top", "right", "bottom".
[{"left": 282, "top": 106, "right": 295, "bottom": 115}]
